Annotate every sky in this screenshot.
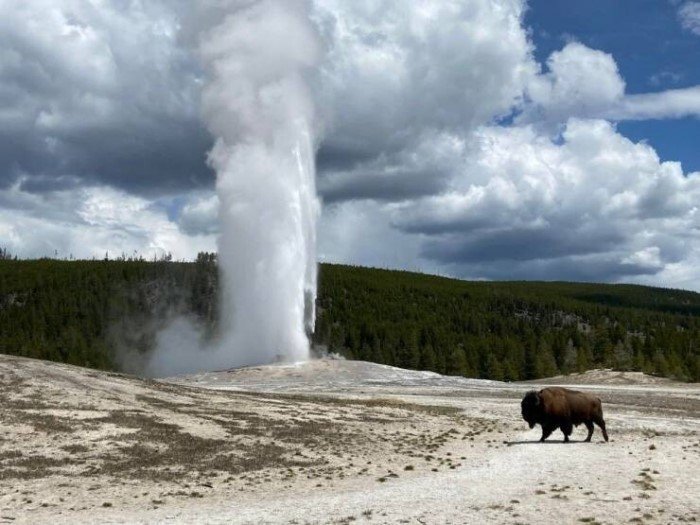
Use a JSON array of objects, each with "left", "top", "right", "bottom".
[{"left": 1, "top": 0, "right": 700, "bottom": 290}]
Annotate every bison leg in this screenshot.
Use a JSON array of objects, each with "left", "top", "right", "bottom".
[
  {"left": 540, "top": 424, "right": 555, "bottom": 442},
  {"left": 584, "top": 421, "right": 594, "bottom": 442},
  {"left": 561, "top": 421, "right": 573, "bottom": 442},
  {"left": 593, "top": 415, "right": 609, "bottom": 442}
]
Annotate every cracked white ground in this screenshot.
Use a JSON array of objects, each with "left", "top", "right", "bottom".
[{"left": 0, "top": 355, "right": 698, "bottom": 524}]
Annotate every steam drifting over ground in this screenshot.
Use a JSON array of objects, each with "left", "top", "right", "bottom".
[{"left": 146, "top": 0, "right": 321, "bottom": 375}]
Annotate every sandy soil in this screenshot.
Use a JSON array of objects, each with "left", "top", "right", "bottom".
[{"left": 1, "top": 355, "right": 698, "bottom": 524}]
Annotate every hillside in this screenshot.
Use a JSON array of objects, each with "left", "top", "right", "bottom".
[
  {"left": 0, "top": 258, "right": 699, "bottom": 380},
  {"left": 0, "top": 256, "right": 217, "bottom": 371},
  {"left": 314, "top": 265, "right": 700, "bottom": 381}
]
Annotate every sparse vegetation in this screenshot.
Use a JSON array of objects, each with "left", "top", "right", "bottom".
[{"left": 0, "top": 358, "right": 468, "bottom": 487}]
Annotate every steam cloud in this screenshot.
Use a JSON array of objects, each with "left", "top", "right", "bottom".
[{"left": 146, "top": 0, "right": 321, "bottom": 376}]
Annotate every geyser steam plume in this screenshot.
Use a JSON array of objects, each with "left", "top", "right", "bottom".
[{"left": 201, "top": 0, "right": 321, "bottom": 367}]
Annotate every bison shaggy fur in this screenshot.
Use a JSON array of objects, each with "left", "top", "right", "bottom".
[{"left": 521, "top": 387, "right": 609, "bottom": 443}]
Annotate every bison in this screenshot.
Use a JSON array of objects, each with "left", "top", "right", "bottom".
[{"left": 521, "top": 387, "right": 609, "bottom": 443}]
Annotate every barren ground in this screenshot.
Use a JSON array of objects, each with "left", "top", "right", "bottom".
[{"left": 0, "top": 355, "right": 698, "bottom": 524}]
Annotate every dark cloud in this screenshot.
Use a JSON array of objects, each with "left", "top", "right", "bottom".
[
  {"left": 18, "top": 175, "right": 83, "bottom": 194},
  {"left": 0, "top": 124, "right": 214, "bottom": 196},
  {"left": 58, "top": 123, "right": 214, "bottom": 196},
  {"left": 319, "top": 167, "right": 448, "bottom": 203},
  {"left": 315, "top": 143, "right": 379, "bottom": 172},
  {"left": 449, "top": 256, "right": 662, "bottom": 283},
  {"left": 420, "top": 227, "right": 625, "bottom": 264}
]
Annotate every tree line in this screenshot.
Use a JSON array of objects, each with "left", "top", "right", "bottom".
[{"left": 0, "top": 256, "right": 698, "bottom": 381}]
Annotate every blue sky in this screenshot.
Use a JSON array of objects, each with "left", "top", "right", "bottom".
[{"left": 528, "top": 0, "right": 700, "bottom": 172}]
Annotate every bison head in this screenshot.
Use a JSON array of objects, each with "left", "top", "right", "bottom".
[{"left": 521, "top": 391, "right": 541, "bottom": 429}]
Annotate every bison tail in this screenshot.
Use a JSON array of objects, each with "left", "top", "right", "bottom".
[{"left": 593, "top": 398, "right": 609, "bottom": 442}]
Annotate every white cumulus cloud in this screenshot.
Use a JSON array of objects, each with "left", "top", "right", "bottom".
[
  {"left": 389, "top": 118, "right": 700, "bottom": 284},
  {"left": 0, "top": 180, "right": 215, "bottom": 260},
  {"left": 679, "top": 1, "right": 700, "bottom": 35},
  {"left": 522, "top": 42, "right": 625, "bottom": 125}
]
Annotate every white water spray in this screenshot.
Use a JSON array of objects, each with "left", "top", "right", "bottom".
[
  {"left": 201, "top": 0, "right": 321, "bottom": 367},
  {"left": 141, "top": 0, "right": 321, "bottom": 376}
]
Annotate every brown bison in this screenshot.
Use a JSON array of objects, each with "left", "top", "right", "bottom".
[{"left": 521, "top": 387, "right": 609, "bottom": 443}]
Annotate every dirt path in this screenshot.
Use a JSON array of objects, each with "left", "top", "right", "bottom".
[{"left": 1, "top": 356, "right": 698, "bottom": 524}]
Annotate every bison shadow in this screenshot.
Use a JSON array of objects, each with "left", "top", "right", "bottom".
[{"left": 505, "top": 439, "right": 605, "bottom": 445}]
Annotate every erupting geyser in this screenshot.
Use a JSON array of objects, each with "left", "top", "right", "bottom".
[{"left": 201, "top": 0, "right": 321, "bottom": 366}]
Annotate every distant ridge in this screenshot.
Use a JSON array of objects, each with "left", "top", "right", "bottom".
[
  {"left": 314, "top": 264, "right": 700, "bottom": 382},
  {"left": 0, "top": 259, "right": 698, "bottom": 381}
]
